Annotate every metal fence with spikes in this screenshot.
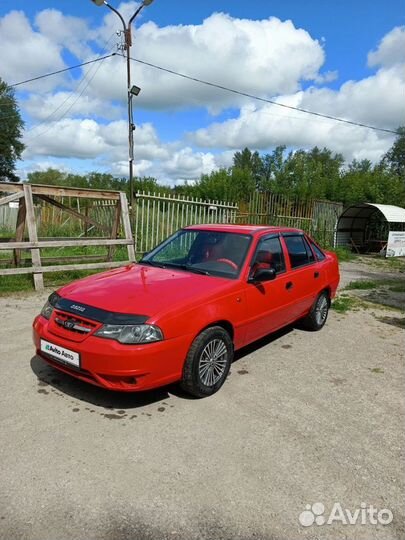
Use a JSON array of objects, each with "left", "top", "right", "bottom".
[{"left": 134, "top": 191, "right": 239, "bottom": 256}]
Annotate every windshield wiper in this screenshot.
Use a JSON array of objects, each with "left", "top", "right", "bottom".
[
  {"left": 185, "top": 265, "right": 211, "bottom": 275},
  {"left": 158, "top": 262, "right": 211, "bottom": 275},
  {"left": 139, "top": 261, "right": 211, "bottom": 275}
]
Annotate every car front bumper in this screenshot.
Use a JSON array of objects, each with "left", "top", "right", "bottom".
[{"left": 33, "top": 315, "right": 191, "bottom": 392}]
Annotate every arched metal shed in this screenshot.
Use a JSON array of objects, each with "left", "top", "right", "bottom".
[{"left": 335, "top": 203, "right": 405, "bottom": 253}]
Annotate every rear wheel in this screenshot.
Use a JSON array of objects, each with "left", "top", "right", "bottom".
[
  {"left": 181, "top": 326, "right": 233, "bottom": 398},
  {"left": 301, "top": 291, "right": 329, "bottom": 331}
]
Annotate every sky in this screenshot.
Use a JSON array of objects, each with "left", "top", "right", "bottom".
[{"left": 0, "top": 0, "right": 404, "bottom": 185}]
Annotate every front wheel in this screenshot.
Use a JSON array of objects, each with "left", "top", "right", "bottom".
[
  {"left": 181, "top": 326, "right": 233, "bottom": 398},
  {"left": 301, "top": 291, "right": 330, "bottom": 331}
]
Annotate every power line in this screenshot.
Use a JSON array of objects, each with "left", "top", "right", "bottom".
[
  {"left": 26, "top": 35, "right": 117, "bottom": 138},
  {"left": 119, "top": 53, "right": 397, "bottom": 135},
  {"left": 8, "top": 51, "right": 398, "bottom": 136},
  {"left": 25, "top": 54, "right": 112, "bottom": 141},
  {"left": 10, "top": 53, "right": 117, "bottom": 87}
]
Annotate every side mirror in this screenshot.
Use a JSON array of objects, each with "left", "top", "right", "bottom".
[{"left": 249, "top": 267, "right": 276, "bottom": 283}]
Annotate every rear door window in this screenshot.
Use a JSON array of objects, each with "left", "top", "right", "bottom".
[{"left": 283, "top": 235, "right": 315, "bottom": 269}]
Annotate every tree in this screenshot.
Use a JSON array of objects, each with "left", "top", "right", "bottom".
[
  {"left": 256, "top": 146, "right": 287, "bottom": 192},
  {"left": 233, "top": 147, "right": 262, "bottom": 186},
  {"left": 0, "top": 78, "right": 24, "bottom": 181},
  {"left": 383, "top": 126, "right": 405, "bottom": 180}
]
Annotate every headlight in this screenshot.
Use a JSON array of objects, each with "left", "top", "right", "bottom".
[
  {"left": 94, "top": 324, "right": 163, "bottom": 344},
  {"left": 40, "top": 292, "right": 60, "bottom": 320},
  {"left": 40, "top": 301, "right": 54, "bottom": 320}
]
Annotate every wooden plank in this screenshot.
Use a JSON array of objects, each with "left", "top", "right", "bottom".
[
  {"left": 107, "top": 202, "right": 121, "bottom": 262},
  {"left": 31, "top": 185, "right": 120, "bottom": 200},
  {"left": 36, "top": 194, "right": 111, "bottom": 234},
  {"left": 13, "top": 196, "right": 27, "bottom": 267},
  {"left": 23, "top": 184, "right": 44, "bottom": 290},
  {"left": 0, "top": 182, "right": 120, "bottom": 200},
  {"left": 0, "top": 238, "right": 133, "bottom": 250},
  {"left": 0, "top": 254, "right": 107, "bottom": 266},
  {"left": 0, "top": 192, "right": 24, "bottom": 206},
  {"left": 120, "top": 192, "right": 136, "bottom": 261},
  {"left": 0, "top": 260, "right": 132, "bottom": 276},
  {"left": 0, "top": 182, "right": 24, "bottom": 194},
  {"left": 0, "top": 236, "right": 117, "bottom": 242}
]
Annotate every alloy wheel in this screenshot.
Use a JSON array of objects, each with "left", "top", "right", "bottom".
[
  {"left": 315, "top": 295, "right": 328, "bottom": 325},
  {"left": 198, "top": 338, "right": 228, "bottom": 387}
]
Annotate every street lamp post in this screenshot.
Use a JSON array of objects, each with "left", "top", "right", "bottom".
[{"left": 91, "top": 0, "right": 154, "bottom": 209}]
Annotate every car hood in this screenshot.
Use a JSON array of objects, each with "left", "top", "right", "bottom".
[{"left": 58, "top": 263, "right": 236, "bottom": 319}]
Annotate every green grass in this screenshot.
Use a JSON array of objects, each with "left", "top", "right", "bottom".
[
  {"left": 344, "top": 278, "right": 405, "bottom": 292},
  {"left": 0, "top": 269, "right": 104, "bottom": 295},
  {"left": 0, "top": 244, "right": 131, "bottom": 294},
  {"left": 345, "top": 280, "right": 379, "bottom": 290},
  {"left": 331, "top": 296, "right": 358, "bottom": 313},
  {"left": 0, "top": 245, "right": 128, "bottom": 260},
  {"left": 384, "top": 257, "right": 405, "bottom": 270},
  {"left": 360, "top": 255, "right": 405, "bottom": 272},
  {"left": 331, "top": 247, "right": 356, "bottom": 262},
  {"left": 0, "top": 274, "right": 34, "bottom": 294}
]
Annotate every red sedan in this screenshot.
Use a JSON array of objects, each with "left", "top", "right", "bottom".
[{"left": 33, "top": 225, "right": 339, "bottom": 397}]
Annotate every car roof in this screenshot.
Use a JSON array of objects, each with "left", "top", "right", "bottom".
[{"left": 184, "top": 224, "right": 303, "bottom": 235}]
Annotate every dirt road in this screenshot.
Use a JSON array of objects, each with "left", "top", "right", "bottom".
[{"left": 0, "top": 264, "right": 404, "bottom": 540}]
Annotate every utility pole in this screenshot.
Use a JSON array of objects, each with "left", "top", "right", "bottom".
[{"left": 91, "top": 0, "right": 154, "bottom": 210}]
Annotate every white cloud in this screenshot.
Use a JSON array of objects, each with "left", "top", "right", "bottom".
[
  {"left": 3, "top": 4, "right": 403, "bottom": 181},
  {"left": 23, "top": 91, "right": 122, "bottom": 121},
  {"left": 23, "top": 118, "right": 107, "bottom": 159},
  {"left": 34, "top": 9, "right": 93, "bottom": 61},
  {"left": 368, "top": 26, "right": 405, "bottom": 68},
  {"left": 189, "top": 28, "right": 405, "bottom": 163},
  {"left": 190, "top": 96, "right": 398, "bottom": 163},
  {"left": 163, "top": 147, "right": 216, "bottom": 178},
  {"left": 0, "top": 10, "right": 66, "bottom": 91},
  {"left": 22, "top": 118, "right": 218, "bottom": 181},
  {"left": 314, "top": 70, "right": 338, "bottom": 84},
  {"left": 86, "top": 12, "right": 325, "bottom": 110}
]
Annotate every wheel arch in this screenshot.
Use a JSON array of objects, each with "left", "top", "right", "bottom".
[
  {"left": 321, "top": 286, "right": 332, "bottom": 306},
  {"left": 198, "top": 320, "right": 234, "bottom": 342}
]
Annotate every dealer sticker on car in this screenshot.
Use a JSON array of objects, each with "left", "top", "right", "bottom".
[{"left": 40, "top": 339, "right": 80, "bottom": 368}]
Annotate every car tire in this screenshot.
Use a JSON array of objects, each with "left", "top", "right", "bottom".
[
  {"left": 181, "top": 326, "right": 233, "bottom": 398},
  {"left": 301, "top": 291, "right": 330, "bottom": 331}
]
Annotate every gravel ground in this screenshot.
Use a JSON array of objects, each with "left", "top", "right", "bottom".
[{"left": 0, "top": 264, "right": 404, "bottom": 540}]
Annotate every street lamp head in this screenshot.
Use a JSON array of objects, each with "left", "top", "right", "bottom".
[
  {"left": 91, "top": 0, "right": 105, "bottom": 5},
  {"left": 130, "top": 85, "right": 141, "bottom": 96},
  {"left": 142, "top": 0, "right": 154, "bottom": 5}
]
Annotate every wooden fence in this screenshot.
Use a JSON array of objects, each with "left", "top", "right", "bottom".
[{"left": 0, "top": 183, "right": 135, "bottom": 291}]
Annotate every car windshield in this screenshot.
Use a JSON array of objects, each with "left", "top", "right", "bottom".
[{"left": 140, "top": 229, "right": 252, "bottom": 279}]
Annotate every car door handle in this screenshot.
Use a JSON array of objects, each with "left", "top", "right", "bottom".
[
  {"left": 286, "top": 281, "right": 294, "bottom": 290},
  {"left": 314, "top": 271, "right": 320, "bottom": 278}
]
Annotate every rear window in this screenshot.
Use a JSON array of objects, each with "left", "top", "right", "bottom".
[{"left": 283, "top": 235, "right": 315, "bottom": 269}]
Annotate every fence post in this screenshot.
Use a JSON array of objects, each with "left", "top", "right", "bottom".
[
  {"left": 13, "top": 196, "right": 26, "bottom": 268},
  {"left": 120, "top": 192, "right": 136, "bottom": 262},
  {"left": 23, "top": 184, "right": 44, "bottom": 291}
]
